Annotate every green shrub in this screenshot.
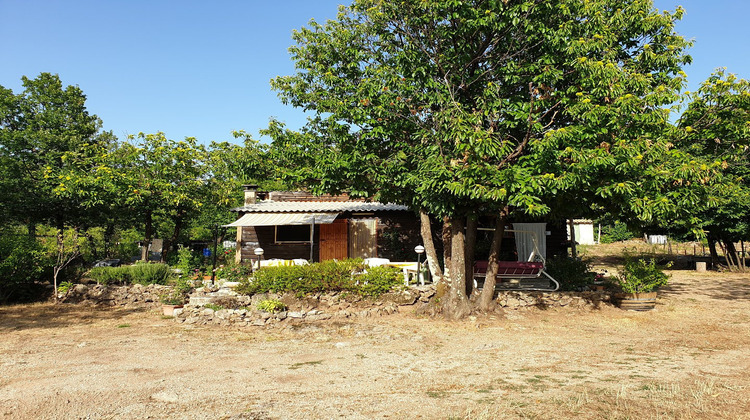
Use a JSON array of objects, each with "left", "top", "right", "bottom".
[
  {"left": 355, "top": 265, "right": 403, "bottom": 297},
  {"left": 129, "top": 262, "right": 172, "bottom": 285},
  {"left": 216, "top": 263, "right": 253, "bottom": 283},
  {"left": 235, "top": 258, "right": 400, "bottom": 297},
  {"left": 0, "top": 233, "right": 51, "bottom": 303},
  {"left": 617, "top": 258, "right": 670, "bottom": 293},
  {"left": 57, "top": 281, "right": 73, "bottom": 295},
  {"left": 600, "top": 222, "right": 634, "bottom": 243},
  {"left": 544, "top": 255, "right": 596, "bottom": 291},
  {"left": 257, "top": 299, "right": 286, "bottom": 313},
  {"left": 88, "top": 266, "right": 131, "bottom": 285},
  {"left": 175, "top": 246, "right": 200, "bottom": 275}
]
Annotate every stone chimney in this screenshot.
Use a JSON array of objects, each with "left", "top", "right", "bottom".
[{"left": 243, "top": 184, "right": 259, "bottom": 205}]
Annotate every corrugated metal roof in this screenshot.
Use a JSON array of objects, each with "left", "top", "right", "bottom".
[
  {"left": 224, "top": 212, "right": 338, "bottom": 227},
  {"left": 231, "top": 201, "right": 410, "bottom": 213}
]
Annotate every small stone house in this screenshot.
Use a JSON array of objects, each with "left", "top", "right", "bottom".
[{"left": 227, "top": 186, "right": 419, "bottom": 263}]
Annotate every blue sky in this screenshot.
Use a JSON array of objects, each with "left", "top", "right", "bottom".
[{"left": 1, "top": 0, "right": 748, "bottom": 145}]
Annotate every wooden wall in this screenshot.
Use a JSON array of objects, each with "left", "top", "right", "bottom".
[{"left": 239, "top": 225, "right": 321, "bottom": 263}]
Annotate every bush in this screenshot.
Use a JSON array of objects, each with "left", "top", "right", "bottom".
[
  {"left": 544, "top": 255, "right": 596, "bottom": 291},
  {"left": 0, "top": 233, "right": 52, "bottom": 303},
  {"left": 89, "top": 263, "right": 172, "bottom": 285},
  {"left": 600, "top": 222, "right": 634, "bottom": 243},
  {"left": 88, "top": 266, "right": 131, "bottom": 285},
  {"left": 236, "top": 259, "right": 399, "bottom": 298},
  {"left": 355, "top": 265, "right": 403, "bottom": 297},
  {"left": 174, "top": 246, "right": 201, "bottom": 275},
  {"left": 257, "top": 299, "right": 287, "bottom": 313},
  {"left": 617, "top": 258, "right": 670, "bottom": 293},
  {"left": 129, "top": 262, "right": 172, "bottom": 285},
  {"left": 215, "top": 263, "right": 253, "bottom": 283}
]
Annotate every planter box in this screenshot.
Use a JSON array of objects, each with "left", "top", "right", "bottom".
[{"left": 614, "top": 292, "right": 657, "bottom": 311}]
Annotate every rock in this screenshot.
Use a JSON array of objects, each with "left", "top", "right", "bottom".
[
  {"left": 73, "top": 284, "right": 89, "bottom": 294},
  {"left": 381, "top": 289, "right": 419, "bottom": 306},
  {"left": 202, "top": 308, "right": 215, "bottom": 317},
  {"left": 172, "top": 308, "right": 184, "bottom": 317},
  {"left": 288, "top": 311, "right": 305, "bottom": 319},
  {"left": 251, "top": 319, "right": 266, "bottom": 326},
  {"left": 334, "top": 342, "right": 350, "bottom": 348}
]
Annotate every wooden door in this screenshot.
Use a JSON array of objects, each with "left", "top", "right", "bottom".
[
  {"left": 319, "top": 219, "right": 348, "bottom": 260},
  {"left": 348, "top": 219, "right": 377, "bottom": 259}
]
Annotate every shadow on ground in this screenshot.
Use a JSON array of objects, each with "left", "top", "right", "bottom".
[{"left": 659, "top": 272, "right": 750, "bottom": 301}]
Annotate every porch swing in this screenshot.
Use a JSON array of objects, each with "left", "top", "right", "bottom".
[{"left": 472, "top": 228, "right": 560, "bottom": 292}]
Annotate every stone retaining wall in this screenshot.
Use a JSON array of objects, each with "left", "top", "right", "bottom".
[
  {"left": 62, "top": 283, "right": 614, "bottom": 328},
  {"left": 62, "top": 283, "right": 171, "bottom": 308}
]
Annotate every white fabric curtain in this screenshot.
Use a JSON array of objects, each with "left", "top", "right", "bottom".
[{"left": 512, "top": 223, "right": 547, "bottom": 262}]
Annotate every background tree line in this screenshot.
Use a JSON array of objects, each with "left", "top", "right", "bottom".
[{"left": 0, "top": 74, "right": 278, "bottom": 302}]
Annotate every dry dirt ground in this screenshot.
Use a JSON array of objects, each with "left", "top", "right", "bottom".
[{"left": 2, "top": 270, "right": 750, "bottom": 419}]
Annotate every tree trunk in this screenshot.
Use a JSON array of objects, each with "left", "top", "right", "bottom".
[
  {"left": 162, "top": 212, "right": 185, "bottom": 263},
  {"left": 28, "top": 223, "right": 37, "bottom": 241},
  {"left": 479, "top": 210, "right": 507, "bottom": 311},
  {"left": 568, "top": 218, "right": 577, "bottom": 258},
  {"left": 86, "top": 231, "right": 100, "bottom": 262},
  {"left": 444, "top": 217, "right": 470, "bottom": 319},
  {"left": 442, "top": 216, "right": 452, "bottom": 283},
  {"left": 725, "top": 240, "right": 745, "bottom": 272},
  {"left": 141, "top": 211, "right": 153, "bottom": 261},
  {"left": 708, "top": 236, "right": 720, "bottom": 265},
  {"left": 464, "top": 214, "right": 478, "bottom": 296},
  {"left": 419, "top": 209, "right": 443, "bottom": 281}
]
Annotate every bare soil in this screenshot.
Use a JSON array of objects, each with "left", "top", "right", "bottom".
[{"left": 2, "top": 269, "right": 750, "bottom": 419}]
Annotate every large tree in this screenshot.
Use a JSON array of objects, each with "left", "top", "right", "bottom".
[
  {"left": 0, "top": 73, "right": 109, "bottom": 231},
  {"left": 268, "top": 0, "right": 698, "bottom": 317},
  {"left": 677, "top": 70, "right": 750, "bottom": 270}
]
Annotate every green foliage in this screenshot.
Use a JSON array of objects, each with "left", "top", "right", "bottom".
[
  {"left": 175, "top": 247, "right": 201, "bottom": 275},
  {"left": 267, "top": 0, "right": 694, "bottom": 223},
  {"left": 129, "top": 262, "right": 172, "bottom": 285},
  {"left": 676, "top": 70, "right": 750, "bottom": 244},
  {"left": 354, "top": 265, "right": 403, "bottom": 297},
  {"left": 0, "top": 73, "right": 109, "bottom": 227},
  {"left": 616, "top": 258, "right": 671, "bottom": 293},
  {"left": 236, "top": 259, "right": 399, "bottom": 297},
  {"left": 57, "top": 281, "right": 73, "bottom": 295},
  {"left": 215, "top": 263, "right": 253, "bottom": 283},
  {"left": 90, "top": 263, "right": 172, "bottom": 286},
  {"left": 88, "top": 266, "right": 131, "bottom": 285},
  {"left": 257, "top": 299, "right": 287, "bottom": 313},
  {"left": 203, "top": 303, "right": 224, "bottom": 311},
  {"left": 0, "top": 232, "right": 51, "bottom": 303},
  {"left": 544, "top": 255, "right": 596, "bottom": 291},
  {"left": 600, "top": 222, "right": 634, "bottom": 243},
  {"left": 171, "top": 275, "right": 194, "bottom": 295}
]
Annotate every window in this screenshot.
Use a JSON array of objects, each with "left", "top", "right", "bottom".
[{"left": 275, "top": 225, "right": 311, "bottom": 243}]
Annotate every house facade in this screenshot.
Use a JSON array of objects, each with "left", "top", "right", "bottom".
[{"left": 227, "top": 186, "right": 419, "bottom": 264}]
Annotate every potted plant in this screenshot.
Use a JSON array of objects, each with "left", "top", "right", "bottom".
[
  {"left": 160, "top": 289, "right": 185, "bottom": 316},
  {"left": 614, "top": 258, "right": 670, "bottom": 311}
]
